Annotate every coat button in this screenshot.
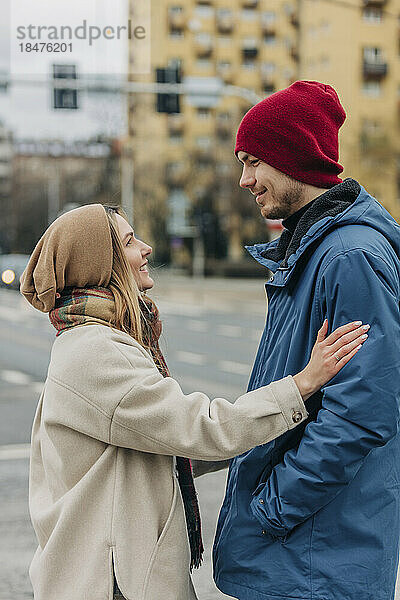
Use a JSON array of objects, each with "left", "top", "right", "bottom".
[
  {"left": 292, "top": 411, "right": 303, "bottom": 424},
  {"left": 262, "top": 530, "right": 267, "bottom": 535},
  {"left": 259, "top": 499, "right": 264, "bottom": 504}
]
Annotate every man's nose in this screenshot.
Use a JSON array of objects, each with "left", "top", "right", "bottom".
[{"left": 239, "top": 166, "right": 256, "bottom": 188}]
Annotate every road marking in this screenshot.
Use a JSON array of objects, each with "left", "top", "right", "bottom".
[
  {"left": 175, "top": 351, "right": 207, "bottom": 366},
  {"left": 187, "top": 320, "right": 208, "bottom": 332},
  {"left": 218, "top": 360, "right": 252, "bottom": 376},
  {"left": 158, "top": 301, "right": 205, "bottom": 317},
  {"left": 0, "top": 443, "right": 30, "bottom": 460},
  {"left": 217, "top": 324, "right": 243, "bottom": 338},
  {"left": 0, "top": 370, "right": 44, "bottom": 393},
  {"left": 0, "top": 369, "right": 31, "bottom": 385}
]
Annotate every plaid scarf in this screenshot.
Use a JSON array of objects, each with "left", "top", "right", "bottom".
[{"left": 49, "top": 286, "right": 204, "bottom": 571}]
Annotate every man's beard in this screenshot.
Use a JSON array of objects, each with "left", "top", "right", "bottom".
[{"left": 262, "top": 178, "right": 305, "bottom": 220}]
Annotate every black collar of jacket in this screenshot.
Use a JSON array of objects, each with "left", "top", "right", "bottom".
[{"left": 261, "top": 178, "right": 361, "bottom": 267}]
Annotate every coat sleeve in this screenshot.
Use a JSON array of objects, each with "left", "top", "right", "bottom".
[
  {"left": 49, "top": 326, "right": 308, "bottom": 460},
  {"left": 109, "top": 335, "right": 308, "bottom": 460},
  {"left": 250, "top": 249, "right": 400, "bottom": 539}
]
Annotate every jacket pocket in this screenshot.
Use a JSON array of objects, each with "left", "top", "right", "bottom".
[{"left": 250, "top": 484, "right": 291, "bottom": 545}]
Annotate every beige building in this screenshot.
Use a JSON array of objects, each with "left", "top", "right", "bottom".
[{"left": 127, "top": 0, "right": 399, "bottom": 270}]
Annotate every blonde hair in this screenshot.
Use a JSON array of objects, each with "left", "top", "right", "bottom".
[{"left": 104, "top": 206, "right": 145, "bottom": 346}]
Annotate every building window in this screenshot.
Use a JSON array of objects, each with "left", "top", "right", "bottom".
[
  {"left": 242, "top": 8, "right": 257, "bottom": 20},
  {"left": 362, "top": 118, "right": 382, "bottom": 134},
  {"left": 363, "top": 7, "right": 382, "bottom": 23},
  {"left": 169, "top": 6, "right": 183, "bottom": 13},
  {"left": 218, "top": 60, "right": 231, "bottom": 70},
  {"left": 363, "top": 46, "right": 383, "bottom": 63},
  {"left": 263, "top": 10, "right": 276, "bottom": 24},
  {"left": 195, "top": 58, "right": 212, "bottom": 69},
  {"left": 263, "top": 83, "right": 275, "bottom": 94},
  {"left": 320, "top": 20, "right": 331, "bottom": 33},
  {"left": 197, "top": 107, "right": 211, "bottom": 119},
  {"left": 194, "top": 5, "right": 214, "bottom": 17},
  {"left": 261, "top": 61, "right": 276, "bottom": 75},
  {"left": 195, "top": 136, "right": 212, "bottom": 149},
  {"left": 362, "top": 80, "right": 382, "bottom": 97},
  {"left": 242, "top": 60, "right": 257, "bottom": 70},
  {"left": 169, "top": 30, "right": 184, "bottom": 39},
  {"left": 263, "top": 32, "right": 276, "bottom": 45}
]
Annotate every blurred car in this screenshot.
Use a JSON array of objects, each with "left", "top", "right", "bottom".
[{"left": 0, "top": 254, "right": 30, "bottom": 290}]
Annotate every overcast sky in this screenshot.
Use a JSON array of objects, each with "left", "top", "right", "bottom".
[{"left": 0, "top": 0, "right": 150, "bottom": 140}]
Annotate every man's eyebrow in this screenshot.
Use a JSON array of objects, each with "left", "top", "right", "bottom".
[{"left": 237, "top": 153, "right": 249, "bottom": 164}]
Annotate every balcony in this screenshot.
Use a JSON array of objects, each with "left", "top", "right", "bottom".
[
  {"left": 194, "top": 33, "right": 213, "bottom": 58},
  {"left": 261, "top": 72, "right": 276, "bottom": 91},
  {"left": 168, "top": 9, "right": 186, "bottom": 31},
  {"left": 363, "top": 0, "right": 387, "bottom": 5},
  {"left": 0, "top": 142, "right": 12, "bottom": 161},
  {"left": 363, "top": 60, "right": 388, "bottom": 78},
  {"left": 242, "top": 39, "right": 259, "bottom": 60},
  {"left": 290, "top": 12, "right": 299, "bottom": 27},
  {"left": 217, "top": 62, "right": 235, "bottom": 83},
  {"left": 167, "top": 114, "right": 185, "bottom": 135},
  {"left": 261, "top": 15, "right": 276, "bottom": 34},
  {"left": 216, "top": 10, "right": 234, "bottom": 33},
  {"left": 165, "top": 162, "right": 188, "bottom": 186},
  {"left": 216, "top": 113, "right": 232, "bottom": 139}
]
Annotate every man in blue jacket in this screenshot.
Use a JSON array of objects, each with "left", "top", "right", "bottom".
[{"left": 212, "top": 81, "right": 400, "bottom": 600}]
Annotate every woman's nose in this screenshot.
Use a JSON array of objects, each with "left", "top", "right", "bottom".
[{"left": 142, "top": 243, "right": 152, "bottom": 257}]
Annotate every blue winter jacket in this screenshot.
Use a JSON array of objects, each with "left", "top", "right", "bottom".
[{"left": 213, "top": 179, "right": 400, "bottom": 600}]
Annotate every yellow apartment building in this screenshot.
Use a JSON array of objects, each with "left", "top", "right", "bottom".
[{"left": 127, "top": 0, "right": 399, "bottom": 269}]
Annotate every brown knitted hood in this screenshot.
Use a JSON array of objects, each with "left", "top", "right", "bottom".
[{"left": 20, "top": 204, "right": 113, "bottom": 313}]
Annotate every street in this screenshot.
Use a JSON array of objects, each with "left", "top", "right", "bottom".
[{"left": 0, "top": 274, "right": 399, "bottom": 600}]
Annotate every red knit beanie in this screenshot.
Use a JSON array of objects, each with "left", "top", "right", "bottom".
[{"left": 235, "top": 80, "right": 346, "bottom": 188}]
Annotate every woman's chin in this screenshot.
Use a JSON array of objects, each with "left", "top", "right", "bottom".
[{"left": 140, "top": 275, "right": 154, "bottom": 291}]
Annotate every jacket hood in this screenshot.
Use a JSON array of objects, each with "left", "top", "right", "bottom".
[{"left": 246, "top": 178, "right": 400, "bottom": 286}]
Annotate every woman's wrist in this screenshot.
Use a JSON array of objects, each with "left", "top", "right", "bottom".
[{"left": 293, "top": 371, "right": 315, "bottom": 402}]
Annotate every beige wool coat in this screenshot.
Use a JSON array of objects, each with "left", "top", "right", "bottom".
[{"left": 29, "top": 323, "right": 308, "bottom": 600}]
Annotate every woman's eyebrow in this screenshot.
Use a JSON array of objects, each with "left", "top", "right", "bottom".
[{"left": 123, "top": 231, "right": 134, "bottom": 241}]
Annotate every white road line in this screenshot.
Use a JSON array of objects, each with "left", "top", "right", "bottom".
[
  {"left": 217, "top": 324, "right": 243, "bottom": 338},
  {"left": 158, "top": 301, "right": 205, "bottom": 317},
  {"left": 218, "top": 360, "right": 252, "bottom": 376},
  {"left": 0, "top": 370, "right": 31, "bottom": 385},
  {"left": 187, "top": 320, "right": 208, "bottom": 332},
  {"left": 175, "top": 351, "right": 207, "bottom": 366},
  {"left": 0, "top": 443, "right": 30, "bottom": 460}
]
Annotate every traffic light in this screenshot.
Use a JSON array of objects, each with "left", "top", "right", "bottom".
[
  {"left": 155, "top": 66, "right": 180, "bottom": 113},
  {"left": 52, "top": 64, "right": 79, "bottom": 110}
]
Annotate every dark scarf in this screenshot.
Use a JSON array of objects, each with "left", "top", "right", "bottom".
[
  {"left": 262, "top": 178, "right": 361, "bottom": 267},
  {"left": 49, "top": 287, "right": 204, "bottom": 572}
]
